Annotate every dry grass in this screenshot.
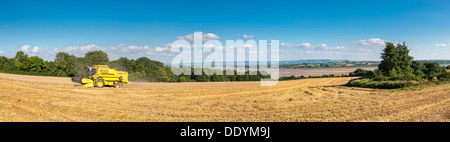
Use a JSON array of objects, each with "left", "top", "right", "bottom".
[{"left": 0, "top": 73, "right": 448, "bottom": 122}]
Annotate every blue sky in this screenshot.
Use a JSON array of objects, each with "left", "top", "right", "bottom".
[{"left": 0, "top": 0, "right": 449, "bottom": 63}]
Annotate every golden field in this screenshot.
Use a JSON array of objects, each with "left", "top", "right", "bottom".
[{"left": 0, "top": 73, "right": 448, "bottom": 122}]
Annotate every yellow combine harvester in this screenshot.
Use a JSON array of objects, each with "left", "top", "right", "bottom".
[{"left": 72, "top": 65, "right": 128, "bottom": 88}]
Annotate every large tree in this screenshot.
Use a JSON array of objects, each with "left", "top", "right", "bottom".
[
  {"left": 395, "top": 42, "right": 414, "bottom": 79},
  {"left": 29, "top": 56, "right": 46, "bottom": 72},
  {"left": 14, "top": 51, "right": 30, "bottom": 71},
  {"left": 378, "top": 42, "right": 414, "bottom": 80},
  {"left": 378, "top": 42, "right": 397, "bottom": 76},
  {"left": 55, "top": 52, "right": 77, "bottom": 76},
  {"left": 84, "top": 50, "right": 109, "bottom": 66}
]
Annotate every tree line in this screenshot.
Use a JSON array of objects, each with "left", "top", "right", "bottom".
[{"left": 0, "top": 50, "right": 270, "bottom": 82}]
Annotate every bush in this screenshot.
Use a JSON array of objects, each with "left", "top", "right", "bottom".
[
  {"left": 437, "top": 72, "right": 450, "bottom": 82},
  {"left": 447, "top": 65, "right": 450, "bottom": 69},
  {"left": 431, "top": 76, "right": 439, "bottom": 82},
  {"left": 349, "top": 68, "right": 374, "bottom": 78},
  {"left": 347, "top": 79, "right": 371, "bottom": 87}
]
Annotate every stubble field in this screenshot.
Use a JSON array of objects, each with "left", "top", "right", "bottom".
[{"left": 0, "top": 73, "right": 448, "bottom": 122}]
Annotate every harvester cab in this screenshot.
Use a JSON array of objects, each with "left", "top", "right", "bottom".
[{"left": 72, "top": 65, "right": 128, "bottom": 88}]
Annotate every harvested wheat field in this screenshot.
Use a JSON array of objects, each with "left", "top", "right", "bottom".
[{"left": 0, "top": 73, "right": 448, "bottom": 122}]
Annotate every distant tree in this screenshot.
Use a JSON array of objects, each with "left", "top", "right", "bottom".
[
  {"left": 0, "top": 56, "right": 8, "bottom": 69},
  {"left": 411, "top": 61, "right": 425, "bottom": 79},
  {"left": 55, "top": 52, "right": 77, "bottom": 76},
  {"left": 193, "top": 70, "right": 210, "bottom": 82},
  {"left": 74, "top": 57, "right": 88, "bottom": 76},
  {"left": 14, "top": 51, "right": 30, "bottom": 71},
  {"left": 29, "top": 56, "right": 46, "bottom": 72},
  {"left": 226, "top": 70, "right": 237, "bottom": 81},
  {"left": 423, "top": 62, "right": 445, "bottom": 79},
  {"left": 43, "top": 61, "right": 57, "bottom": 75},
  {"left": 411, "top": 61, "right": 425, "bottom": 73},
  {"left": 4, "top": 58, "right": 17, "bottom": 71},
  {"left": 210, "top": 73, "right": 221, "bottom": 82},
  {"left": 84, "top": 50, "right": 109, "bottom": 66},
  {"left": 178, "top": 76, "right": 191, "bottom": 82},
  {"left": 111, "top": 57, "right": 132, "bottom": 71},
  {"left": 236, "top": 75, "right": 244, "bottom": 81}
]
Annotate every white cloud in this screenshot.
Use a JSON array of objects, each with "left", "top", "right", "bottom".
[
  {"left": 115, "top": 45, "right": 150, "bottom": 52},
  {"left": 50, "top": 44, "right": 107, "bottom": 57},
  {"left": 21, "top": 45, "right": 31, "bottom": 52},
  {"left": 110, "top": 43, "right": 127, "bottom": 50},
  {"left": 300, "top": 43, "right": 312, "bottom": 48},
  {"left": 21, "top": 45, "right": 40, "bottom": 53},
  {"left": 0, "top": 51, "right": 5, "bottom": 54},
  {"left": 358, "top": 48, "right": 373, "bottom": 52},
  {"left": 281, "top": 42, "right": 314, "bottom": 48},
  {"left": 324, "top": 51, "right": 341, "bottom": 55},
  {"left": 165, "top": 43, "right": 173, "bottom": 47},
  {"left": 32, "top": 47, "right": 40, "bottom": 53},
  {"left": 176, "top": 32, "right": 220, "bottom": 41},
  {"left": 204, "top": 33, "right": 220, "bottom": 39},
  {"left": 154, "top": 47, "right": 169, "bottom": 52},
  {"left": 65, "top": 44, "right": 105, "bottom": 52},
  {"left": 280, "top": 42, "right": 343, "bottom": 50},
  {"left": 117, "top": 43, "right": 126, "bottom": 47},
  {"left": 336, "top": 46, "right": 345, "bottom": 50},
  {"left": 280, "top": 43, "right": 291, "bottom": 47},
  {"left": 280, "top": 43, "right": 314, "bottom": 48},
  {"left": 146, "top": 50, "right": 173, "bottom": 56},
  {"left": 354, "top": 38, "right": 386, "bottom": 47},
  {"left": 317, "top": 44, "right": 327, "bottom": 48},
  {"left": 435, "top": 44, "right": 448, "bottom": 47},
  {"left": 145, "top": 51, "right": 156, "bottom": 55},
  {"left": 242, "top": 35, "right": 254, "bottom": 39},
  {"left": 318, "top": 44, "right": 345, "bottom": 50},
  {"left": 242, "top": 44, "right": 253, "bottom": 48}
]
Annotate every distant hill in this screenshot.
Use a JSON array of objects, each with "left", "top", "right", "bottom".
[
  {"left": 279, "top": 59, "right": 351, "bottom": 64},
  {"left": 417, "top": 60, "right": 450, "bottom": 64},
  {"left": 166, "top": 59, "right": 450, "bottom": 67}
]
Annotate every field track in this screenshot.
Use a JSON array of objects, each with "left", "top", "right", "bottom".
[{"left": 0, "top": 73, "right": 448, "bottom": 122}]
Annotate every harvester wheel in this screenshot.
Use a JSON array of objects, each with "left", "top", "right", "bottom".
[
  {"left": 96, "top": 79, "right": 105, "bottom": 88},
  {"left": 114, "top": 82, "right": 122, "bottom": 88}
]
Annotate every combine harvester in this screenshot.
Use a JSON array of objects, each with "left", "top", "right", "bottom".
[{"left": 72, "top": 65, "right": 128, "bottom": 88}]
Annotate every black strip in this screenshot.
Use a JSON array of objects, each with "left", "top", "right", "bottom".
[{"left": 0, "top": 122, "right": 446, "bottom": 141}]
